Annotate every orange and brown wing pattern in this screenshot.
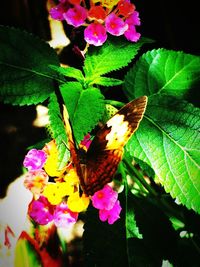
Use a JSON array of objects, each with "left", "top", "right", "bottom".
[{"left": 83, "top": 96, "right": 148, "bottom": 195}]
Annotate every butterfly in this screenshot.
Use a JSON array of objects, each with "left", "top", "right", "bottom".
[{"left": 63, "top": 96, "right": 148, "bottom": 196}]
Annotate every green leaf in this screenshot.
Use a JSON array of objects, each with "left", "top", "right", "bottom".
[
  {"left": 91, "top": 76, "right": 123, "bottom": 87},
  {"left": 48, "top": 92, "right": 70, "bottom": 170},
  {"left": 126, "top": 203, "right": 143, "bottom": 239},
  {"left": 126, "top": 95, "right": 200, "bottom": 214},
  {"left": 49, "top": 65, "right": 84, "bottom": 82},
  {"left": 124, "top": 48, "right": 200, "bottom": 100},
  {"left": 60, "top": 82, "right": 105, "bottom": 142},
  {"left": 0, "top": 26, "right": 63, "bottom": 105},
  {"left": 83, "top": 37, "right": 152, "bottom": 81}
]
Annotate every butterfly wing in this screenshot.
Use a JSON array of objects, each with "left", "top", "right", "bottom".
[
  {"left": 63, "top": 105, "right": 86, "bottom": 189},
  {"left": 83, "top": 96, "right": 148, "bottom": 195}
]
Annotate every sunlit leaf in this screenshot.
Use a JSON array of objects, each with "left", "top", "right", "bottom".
[
  {"left": 48, "top": 92, "right": 70, "bottom": 170},
  {"left": 124, "top": 49, "right": 200, "bottom": 99},
  {"left": 127, "top": 95, "right": 200, "bottom": 214},
  {"left": 60, "top": 82, "right": 105, "bottom": 142},
  {"left": 84, "top": 37, "right": 152, "bottom": 82}
]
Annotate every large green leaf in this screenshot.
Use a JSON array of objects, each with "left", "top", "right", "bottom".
[
  {"left": 48, "top": 92, "right": 70, "bottom": 170},
  {"left": 0, "top": 26, "right": 63, "bottom": 105},
  {"left": 126, "top": 95, "right": 200, "bottom": 214},
  {"left": 123, "top": 49, "right": 200, "bottom": 99},
  {"left": 60, "top": 82, "right": 105, "bottom": 142},
  {"left": 83, "top": 37, "right": 152, "bottom": 83}
]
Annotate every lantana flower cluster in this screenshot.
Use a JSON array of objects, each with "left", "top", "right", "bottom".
[
  {"left": 23, "top": 138, "right": 121, "bottom": 228},
  {"left": 50, "top": 0, "right": 141, "bottom": 46}
]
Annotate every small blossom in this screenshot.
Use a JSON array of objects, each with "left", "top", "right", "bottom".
[
  {"left": 124, "top": 25, "right": 141, "bottom": 42},
  {"left": 117, "top": 0, "right": 135, "bottom": 17},
  {"left": 54, "top": 202, "right": 78, "bottom": 227},
  {"left": 126, "top": 11, "right": 141, "bottom": 26},
  {"left": 43, "top": 183, "right": 65, "bottom": 205},
  {"left": 99, "top": 200, "right": 122, "bottom": 224},
  {"left": 24, "top": 169, "right": 49, "bottom": 195},
  {"left": 23, "top": 149, "right": 47, "bottom": 171},
  {"left": 88, "top": 6, "right": 107, "bottom": 22},
  {"left": 105, "top": 13, "right": 128, "bottom": 36},
  {"left": 100, "top": 0, "right": 119, "bottom": 9},
  {"left": 63, "top": 5, "right": 87, "bottom": 27},
  {"left": 84, "top": 23, "right": 107, "bottom": 46},
  {"left": 67, "top": 192, "right": 90, "bottom": 212},
  {"left": 91, "top": 185, "right": 118, "bottom": 210},
  {"left": 80, "top": 133, "right": 92, "bottom": 150},
  {"left": 64, "top": 168, "right": 79, "bottom": 185},
  {"left": 29, "top": 196, "right": 54, "bottom": 225},
  {"left": 49, "top": 1, "right": 70, "bottom": 21},
  {"left": 43, "top": 140, "right": 65, "bottom": 177},
  {"left": 43, "top": 181, "right": 73, "bottom": 205}
]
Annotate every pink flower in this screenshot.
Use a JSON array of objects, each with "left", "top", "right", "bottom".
[
  {"left": 84, "top": 23, "right": 107, "bottom": 46},
  {"left": 29, "top": 196, "right": 54, "bottom": 225},
  {"left": 124, "top": 25, "right": 141, "bottom": 42},
  {"left": 80, "top": 133, "right": 92, "bottom": 150},
  {"left": 126, "top": 11, "right": 141, "bottom": 26},
  {"left": 54, "top": 202, "right": 78, "bottom": 227},
  {"left": 99, "top": 200, "right": 122, "bottom": 224},
  {"left": 23, "top": 148, "right": 47, "bottom": 171},
  {"left": 63, "top": 5, "right": 87, "bottom": 27},
  {"left": 91, "top": 185, "right": 118, "bottom": 210},
  {"left": 105, "top": 13, "right": 128, "bottom": 36},
  {"left": 49, "top": 1, "right": 70, "bottom": 21}
]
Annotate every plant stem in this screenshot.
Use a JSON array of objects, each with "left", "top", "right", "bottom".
[{"left": 123, "top": 156, "right": 158, "bottom": 197}]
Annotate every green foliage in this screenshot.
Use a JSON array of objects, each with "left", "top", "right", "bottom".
[
  {"left": 60, "top": 82, "right": 105, "bottom": 143},
  {"left": 124, "top": 48, "right": 200, "bottom": 99},
  {"left": 48, "top": 92, "right": 70, "bottom": 170},
  {"left": 0, "top": 26, "right": 64, "bottom": 105},
  {"left": 126, "top": 95, "right": 200, "bottom": 214}
]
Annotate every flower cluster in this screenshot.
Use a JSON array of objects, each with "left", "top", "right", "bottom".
[
  {"left": 50, "top": 0, "right": 141, "bottom": 46},
  {"left": 23, "top": 138, "right": 122, "bottom": 228}
]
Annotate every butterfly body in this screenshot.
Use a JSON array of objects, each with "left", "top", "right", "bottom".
[{"left": 64, "top": 96, "right": 148, "bottom": 196}]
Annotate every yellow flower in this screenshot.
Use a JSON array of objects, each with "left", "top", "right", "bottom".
[
  {"left": 64, "top": 168, "right": 79, "bottom": 185},
  {"left": 57, "top": 181, "right": 74, "bottom": 197},
  {"left": 42, "top": 183, "right": 61, "bottom": 205},
  {"left": 43, "top": 140, "right": 65, "bottom": 177},
  {"left": 101, "top": 0, "right": 119, "bottom": 9},
  {"left": 67, "top": 192, "right": 90, "bottom": 212}
]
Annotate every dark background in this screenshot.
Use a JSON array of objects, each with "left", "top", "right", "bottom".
[{"left": 0, "top": 0, "right": 199, "bottom": 197}]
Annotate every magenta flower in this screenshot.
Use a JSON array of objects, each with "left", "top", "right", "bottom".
[
  {"left": 84, "top": 23, "right": 107, "bottom": 46},
  {"left": 124, "top": 25, "right": 141, "bottom": 42},
  {"left": 23, "top": 148, "right": 47, "bottom": 171},
  {"left": 105, "top": 13, "right": 128, "bottom": 36},
  {"left": 29, "top": 196, "right": 54, "bottom": 225},
  {"left": 126, "top": 11, "right": 141, "bottom": 26},
  {"left": 80, "top": 133, "right": 92, "bottom": 150},
  {"left": 49, "top": 1, "right": 70, "bottom": 21},
  {"left": 63, "top": 5, "right": 87, "bottom": 27},
  {"left": 99, "top": 200, "right": 122, "bottom": 224},
  {"left": 54, "top": 202, "right": 78, "bottom": 228},
  {"left": 91, "top": 185, "right": 118, "bottom": 210}
]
